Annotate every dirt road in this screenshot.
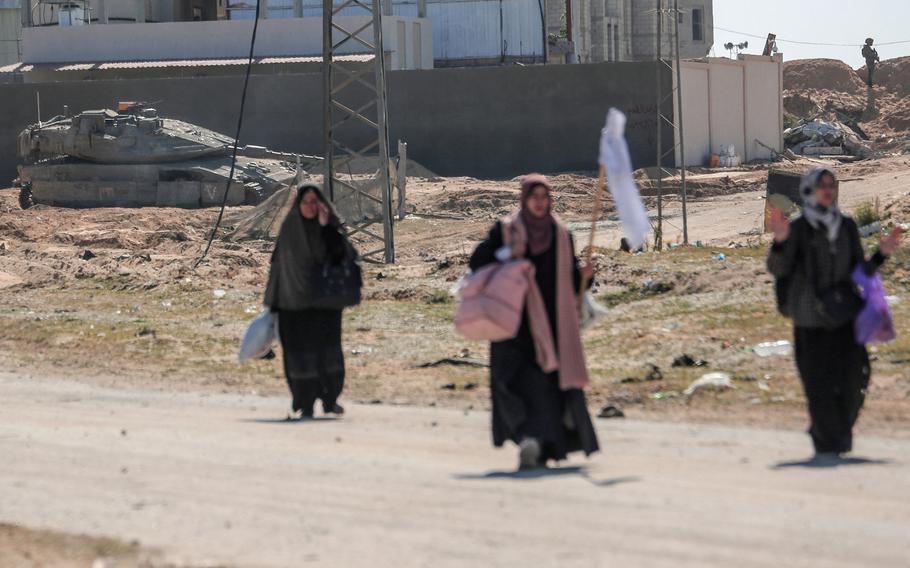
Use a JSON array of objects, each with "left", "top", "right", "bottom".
[
  {"left": 1, "top": 372, "right": 908, "bottom": 567},
  {"left": 578, "top": 166, "right": 910, "bottom": 248}
]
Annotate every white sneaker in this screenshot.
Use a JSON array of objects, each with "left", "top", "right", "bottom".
[{"left": 518, "top": 437, "right": 542, "bottom": 470}]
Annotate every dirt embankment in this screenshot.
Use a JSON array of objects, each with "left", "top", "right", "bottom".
[{"left": 783, "top": 57, "right": 910, "bottom": 152}]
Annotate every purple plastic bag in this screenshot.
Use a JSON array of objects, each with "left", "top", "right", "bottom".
[{"left": 852, "top": 265, "right": 896, "bottom": 345}]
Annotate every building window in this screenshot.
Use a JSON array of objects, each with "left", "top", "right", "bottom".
[
  {"left": 692, "top": 8, "right": 704, "bottom": 42},
  {"left": 677, "top": 12, "right": 683, "bottom": 24}
]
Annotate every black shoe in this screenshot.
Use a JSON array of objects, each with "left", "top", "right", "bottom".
[{"left": 323, "top": 402, "right": 345, "bottom": 415}]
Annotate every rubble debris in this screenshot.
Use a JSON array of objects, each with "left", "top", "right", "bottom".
[
  {"left": 672, "top": 354, "right": 708, "bottom": 368},
  {"left": 418, "top": 358, "right": 489, "bottom": 369},
  {"left": 784, "top": 119, "right": 875, "bottom": 158},
  {"left": 618, "top": 364, "right": 663, "bottom": 384},
  {"left": 80, "top": 249, "right": 96, "bottom": 261},
  {"left": 597, "top": 405, "right": 626, "bottom": 419}
]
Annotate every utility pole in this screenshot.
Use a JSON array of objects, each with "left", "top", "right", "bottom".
[
  {"left": 673, "top": 0, "right": 688, "bottom": 244},
  {"left": 322, "top": 0, "right": 395, "bottom": 263},
  {"left": 652, "top": 0, "right": 690, "bottom": 249},
  {"left": 654, "top": 0, "right": 663, "bottom": 251}
]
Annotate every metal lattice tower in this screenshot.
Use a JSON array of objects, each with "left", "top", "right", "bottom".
[
  {"left": 652, "top": 0, "right": 689, "bottom": 250},
  {"left": 323, "top": 0, "right": 395, "bottom": 263}
]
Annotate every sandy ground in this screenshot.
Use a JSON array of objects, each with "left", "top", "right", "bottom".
[
  {"left": 2, "top": 372, "right": 909, "bottom": 568},
  {"left": 579, "top": 158, "right": 910, "bottom": 248}
]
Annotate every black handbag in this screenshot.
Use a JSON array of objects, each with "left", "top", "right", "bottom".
[
  {"left": 307, "top": 257, "right": 362, "bottom": 310},
  {"left": 816, "top": 281, "right": 863, "bottom": 329},
  {"left": 811, "top": 228, "right": 863, "bottom": 329}
]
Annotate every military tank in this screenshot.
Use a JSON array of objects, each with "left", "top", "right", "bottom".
[{"left": 16, "top": 102, "right": 312, "bottom": 209}]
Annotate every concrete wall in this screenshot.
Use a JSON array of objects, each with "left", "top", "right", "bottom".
[
  {"left": 0, "top": 61, "right": 672, "bottom": 185},
  {"left": 742, "top": 55, "right": 783, "bottom": 162},
  {"left": 676, "top": 54, "right": 783, "bottom": 166},
  {"left": 21, "top": 16, "right": 434, "bottom": 70}
]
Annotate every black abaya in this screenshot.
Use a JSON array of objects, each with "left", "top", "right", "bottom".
[
  {"left": 278, "top": 308, "right": 345, "bottom": 414},
  {"left": 470, "top": 222, "right": 599, "bottom": 462}
]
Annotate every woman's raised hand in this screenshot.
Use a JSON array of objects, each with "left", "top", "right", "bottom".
[
  {"left": 768, "top": 207, "right": 790, "bottom": 243},
  {"left": 317, "top": 202, "right": 330, "bottom": 227},
  {"left": 880, "top": 226, "right": 905, "bottom": 257}
]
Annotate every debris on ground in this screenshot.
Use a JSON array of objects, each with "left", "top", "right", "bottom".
[
  {"left": 80, "top": 249, "right": 96, "bottom": 261},
  {"left": 683, "top": 372, "right": 734, "bottom": 398},
  {"left": 617, "top": 364, "right": 663, "bottom": 384},
  {"left": 672, "top": 354, "right": 708, "bottom": 368},
  {"left": 418, "top": 358, "right": 489, "bottom": 369},
  {"left": 440, "top": 382, "right": 481, "bottom": 391},
  {"left": 784, "top": 119, "right": 874, "bottom": 158},
  {"left": 752, "top": 340, "right": 793, "bottom": 357},
  {"left": 650, "top": 391, "right": 679, "bottom": 400},
  {"left": 597, "top": 405, "right": 626, "bottom": 419}
]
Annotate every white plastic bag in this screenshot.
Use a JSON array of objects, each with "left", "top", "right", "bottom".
[
  {"left": 239, "top": 310, "right": 278, "bottom": 362},
  {"left": 580, "top": 292, "right": 609, "bottom": 331}
]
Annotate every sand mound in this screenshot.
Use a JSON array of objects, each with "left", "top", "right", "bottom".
[
  {"left": 783, "top": 58, "right": 866, "bottom": 95},
  {"left": 858, "top": 56, "right": 910, "bottom": 95},
  {"left": 783, "top": 57, "right": 910, "bottom": 154}
]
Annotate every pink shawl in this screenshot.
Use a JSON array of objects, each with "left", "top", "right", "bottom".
[{"left": 503, "top": 213, "right": 590, "bottom": 390}]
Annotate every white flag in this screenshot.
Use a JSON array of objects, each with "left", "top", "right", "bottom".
[{"left": 599, "top": 108, "right": 650, "bottom": 251}]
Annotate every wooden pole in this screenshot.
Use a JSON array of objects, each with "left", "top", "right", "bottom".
[{"left": 580, "top": 164, "right": 606, "bottom": 293}]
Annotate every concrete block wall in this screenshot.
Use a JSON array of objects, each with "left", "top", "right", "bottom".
[{"left": 0, "top": 61, "right": 674, "bottom": 183}]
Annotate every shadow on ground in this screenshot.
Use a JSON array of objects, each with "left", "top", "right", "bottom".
[
  {"left": 772, "top": 456, "right": 893, "bottom": 469},
  {"left": 454, "top": 467, "right": 642, "bottom": 488},
  {"left": 240, "top": 416, "right": 341, "bottom": 424}
]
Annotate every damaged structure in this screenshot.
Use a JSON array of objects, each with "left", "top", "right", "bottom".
[{"left": 16, "top": 102, "right": 301, "bottom": 208}]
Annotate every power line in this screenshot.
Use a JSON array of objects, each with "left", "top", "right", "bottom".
[
  {"left": 193, "top": 0, "right": 261, "bottom": 269},
  {"left": 714, "top": 25, "right": 910, "bottom": 47}
]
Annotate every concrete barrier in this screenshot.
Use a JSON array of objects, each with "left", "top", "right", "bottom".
[{"left": 0, "top": 62, "right": 673, "bottom": 186}]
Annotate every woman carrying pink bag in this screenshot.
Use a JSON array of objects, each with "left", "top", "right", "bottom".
[{"left": 468, "top": 174, "right": 599, "bottom": 470}]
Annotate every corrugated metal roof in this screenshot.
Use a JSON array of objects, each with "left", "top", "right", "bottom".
[{"left": 0, "top": 54, "right": 375, "bottom": 73}]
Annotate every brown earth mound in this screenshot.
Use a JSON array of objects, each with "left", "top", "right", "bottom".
[
  {"left": 783, "top": 58, "right": 867, "bottom": 94},
  {"left": 783, "top": 57, "right": 910, "bottom": 153},
  {"left": 858, "top": 56, "right": 910, "bottom": 95}
]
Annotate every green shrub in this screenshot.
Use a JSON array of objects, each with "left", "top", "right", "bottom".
[{"left": 854, "top": 201, "right": 880, "bottom": 227}]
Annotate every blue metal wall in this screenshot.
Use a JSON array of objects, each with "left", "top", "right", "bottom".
[{"left": 261, "top": 0, "right": 546, "bottom": 62}]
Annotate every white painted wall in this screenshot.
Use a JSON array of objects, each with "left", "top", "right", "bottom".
[
  {"left": 675, "top": 64, "right": 710, "bottom": 166},
  {"left": 20, "top": 15, "right": 433, "bottom": 68},
  {"left": 742, "top": 55, "right": 783, "bottom": 162},
  {"left": 676, "top": 54, "right": 782, "bottom": 167}
]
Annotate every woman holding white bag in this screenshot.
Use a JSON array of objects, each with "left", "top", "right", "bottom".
[
  {"left": 468, "top": 174, "right": 599, "bottom": 470},
  {"left": 263, "top": 185, "right": 361, "bottom": 419}
]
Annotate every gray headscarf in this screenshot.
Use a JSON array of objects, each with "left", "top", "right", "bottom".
[{"left": 800, "top": 167, "right": 843, "bottom": 245}]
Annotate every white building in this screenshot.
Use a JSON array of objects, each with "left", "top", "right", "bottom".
[
  {"left": 547, "top": 0, "right": 713, "bottom": 63},
  {"left": 6, "top": 0, "right": 712, "bottom": 68}
]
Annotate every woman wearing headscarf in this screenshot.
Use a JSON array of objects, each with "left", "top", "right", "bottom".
[
  {"left": 469, "top": 174, "right": 599, "bottom": 469},
  {"left": 768, "top": 167, "right": 903, "bottom": 459},
  {"left": 264, "top": 184, "right": 359, "bottom": 419}
]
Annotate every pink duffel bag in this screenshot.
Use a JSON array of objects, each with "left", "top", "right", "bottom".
[{"left": 454, "top": 260, "right": 532, "bottom": 341}]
